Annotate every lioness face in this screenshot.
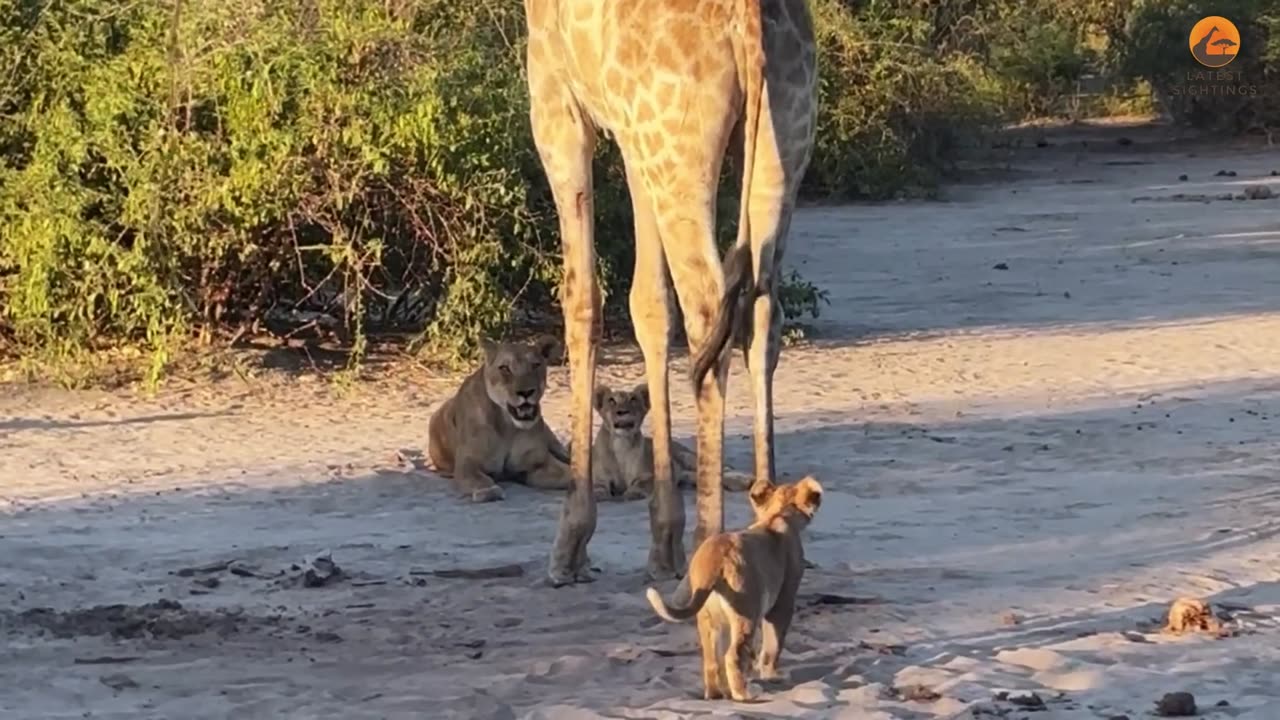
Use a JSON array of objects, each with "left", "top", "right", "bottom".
[
  {"left": 593, "top": 383, "right": 651, "bottom": 438},
  {"left": 480, "top": 335, "right": 561, "bottom": 429},
  {"left": 749, "top": 475, "right": 823, "bottom": 524}
]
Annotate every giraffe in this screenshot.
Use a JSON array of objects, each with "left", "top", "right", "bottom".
[{"left": 523, "top": 0, "right": 818, "bottom": 586}]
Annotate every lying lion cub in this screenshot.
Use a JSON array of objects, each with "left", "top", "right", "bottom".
[
  {"left": 645, "top": 476, "right": 823, "bottom": 701},
  {"left": 570, "top": 383, "right": 754, "bottom": 501},
  {"left": 427, "top": 336, "right": 572, "bottom": 503}
]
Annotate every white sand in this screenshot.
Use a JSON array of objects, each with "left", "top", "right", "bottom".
[{"left": 4, "top": 124, "right": 1280, "bottom": 719}]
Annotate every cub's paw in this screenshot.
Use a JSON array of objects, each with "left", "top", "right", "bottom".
[
  {"left": 470, "top": 485, "right": 505, "bottom": 503},
  {"left": 730, "top": 683, "right": 761, "bottom": 703},
  {"left": 592, "top": 485, "right": 611, "bottom": 502}
]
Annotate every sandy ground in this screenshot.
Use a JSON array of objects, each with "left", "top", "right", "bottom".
[{"left": 4, "top": 123, "right": 1280, "bottom": 719}]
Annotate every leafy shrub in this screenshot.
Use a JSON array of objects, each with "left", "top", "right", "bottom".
[
  {"left": 10, "top": 0, "right": 1213, "bottom": 387},
  {"left": 1109, "top": 0, "right": 1278, "bottom": 131},
  {"left": 806, "top": 0, "right": 1007, "bottom": 198}
]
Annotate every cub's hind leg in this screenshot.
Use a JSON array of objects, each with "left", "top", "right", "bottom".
[
  {"left": 758, "top": 580, "right": 798, "bottom": 680},
  {"left": 724, "top": 616, "right": 758, "bottom": 702},
  {"left": 696, "top": 611, "right": 725, "bottom": 700}
]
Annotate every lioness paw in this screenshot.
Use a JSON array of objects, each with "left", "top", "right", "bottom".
[{"left": 470, "top": 486, "right": 505, "bottom": 503}]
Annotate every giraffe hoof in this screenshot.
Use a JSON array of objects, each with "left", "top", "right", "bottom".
[
  {"left": 644, "top": 563, "right": 679, "bottom": 583},
  {"left": 545, "top": 570, "right": 576, "bottom": 588}
]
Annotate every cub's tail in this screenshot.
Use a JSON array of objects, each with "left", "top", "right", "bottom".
[
  {"left": 645, "top": 586, "right": 713, "bottom": 622},
  {"left": 644, "top": 552, "right": 722, "bottom": 622}
]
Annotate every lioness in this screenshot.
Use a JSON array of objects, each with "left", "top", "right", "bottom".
[
  {"left": 427, "top": 336, "right": 572, "bottom": 502},
  {"left": 645, "top": 475, "right": 823, "bottom": 701},
  {"left": 570, "top": 383, "right": 754, "bottom": 501}
]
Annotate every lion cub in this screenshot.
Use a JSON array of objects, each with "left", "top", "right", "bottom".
[
  {"left": 645, "top": 476, "right": 823, "bottom": 701},
  {"left": 576, "top": 383, "right": 753, "bottom": 501},
  {"left": 426, "top": 336, "right": 572, "bottom": 503}
]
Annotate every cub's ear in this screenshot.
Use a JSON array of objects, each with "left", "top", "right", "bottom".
[
  {"left": 480, "top": 338, "right": 499, "bottom": 363},
  {"left": 748, "top": 480, "right": 775, "bottom": 509},
  {"left": 632, "top": 383, "right": 651, "bottom": 411},
  {"left": 593, "top": 385, "right": 611, "bottom": 412},
  {"left": 794, "top": 475, "right": 824, "bottom": 515},
  {"left": 534, "top": 334, "right": 563, "bottom": 364}
]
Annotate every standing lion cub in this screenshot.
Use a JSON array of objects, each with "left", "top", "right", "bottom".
[
  {"left": 570, "top": 383, "right": 754, "bottom": 501},
  {"left": 645, "top": 476, "right": 823, "bottom": 701},
  {"left": 427, "top": 336, "right": 572, "bottom": 502}
]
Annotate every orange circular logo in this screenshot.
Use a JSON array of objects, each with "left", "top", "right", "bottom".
[{"left": 1189, "top": 16, "right": 1241, "bottom": 68}]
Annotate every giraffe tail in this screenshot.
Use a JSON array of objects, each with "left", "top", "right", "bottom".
[{"left": 691, "top": 0, "right": 765, "bottom": 393}]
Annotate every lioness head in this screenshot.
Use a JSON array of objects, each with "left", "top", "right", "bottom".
[
  {"left": 480, "top": 335, "right": 561, "bottom": 429},
  {"left": 749, "top": 475, "right": 823, "bottom": 525},
  {"left": 593, "top": 383, "right": 651, "bottom": 438}
]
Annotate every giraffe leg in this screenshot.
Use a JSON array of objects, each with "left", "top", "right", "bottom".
[
  {"left": 741, "top": 205, "right": 791, "bottom": 491},
  {"left": 652, "top": 192, "right": 729, "bottom": 554},
  {"left": 528, "top": 64, "right": 600, "bottom": 588},
  {"left": 624, "top": 160, "right": 685, "bottom": 581}
]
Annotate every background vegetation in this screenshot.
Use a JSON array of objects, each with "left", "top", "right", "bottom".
[{"left": 0, "top": 0, "right": 1275, "bottom": 386}]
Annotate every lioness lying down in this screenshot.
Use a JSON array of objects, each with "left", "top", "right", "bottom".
[
  {"left": 427, "top": 336, "right": 572, "bottom": 502},
  {"left": 645, "top": 476, "right": 823, "bottom": 701},
  {"left": 568, "top": 383, "right": 754, "bottom": 501}
]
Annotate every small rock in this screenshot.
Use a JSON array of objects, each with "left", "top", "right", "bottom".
[
  {"left": 896, "top": 684, "right": 942, "bottom": 702},
  {"left": 193, "top": 577, "right": 220, "bottom": 589},
  {"left": 1155, "top": 691, "right": 1197, "bottom": 716},
  {"left": 993, "top": 262, "right": 1010, "bottom": 270},
  {"left": 227, "top": 562, "right": 261, "bottom": 578},
  {"left": 1214, "top": 169, "right": 1237, "bottom": 177},
  {"left": 100, "top": 673, "right": 139, "bottom": 691},
  {"left": 313, "top": 631, "right": 343, "bottom": 643},
  {"left": 1243, "top": 184, "right": 1274, "bottom": 200},
  {"left": 1108, "top": 715, "right": 1131, "bottom": 720},
  {"left": 1178, "top": 174, "right": 1189, "bottom": 181},
  {"left": 494, "top": 617, "right": 523, "bottom": 629},
  {"left": 303, "top": 551, "right": 344, "bottom": 588},
  {"left": 1008, "top": 691, "right": 1046, "bottom": 709},
  {"left": 1215, "top": 700, "right": 1230, "bottom": 707}
]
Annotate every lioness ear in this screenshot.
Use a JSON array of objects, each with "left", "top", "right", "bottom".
[
  {"left": 795, "top": 475, "right": 823, "bottom": 514},
  {"left": 632, "top": 383, "right": 651, "bottom": 411},
  {"left": 479, "top": 338, "right": 498, "bottom": 363},
  {"left": 535, "top": 334, "right": 563, "bottom": 364},
  {"left": 593, "top": 385, "right": 611, "bottom": 412}
]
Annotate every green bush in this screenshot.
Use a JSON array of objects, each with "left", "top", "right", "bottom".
[
  {"left": 1, "top": 0, "right": 565, "bottom": 382},
  {"left": 806, "top": 0, "right": 1007, "bottom": 197},
  {"left": 1109, "top": 0, "right": 1278, "bottom": 131},
  {"left": 9, "top": 0, "right": 1207, "bottom": 387}
]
